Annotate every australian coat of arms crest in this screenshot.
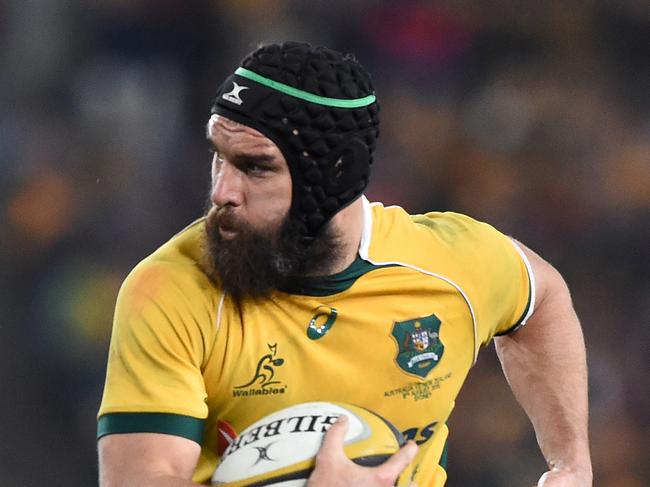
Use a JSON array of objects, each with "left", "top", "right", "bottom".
[{"left": 391, "top": 313, "right": 444, "bottom": 378}]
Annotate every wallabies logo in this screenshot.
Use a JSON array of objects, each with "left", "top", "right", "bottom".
[
  {"left": 233, "top": 343, "right": 286, "bottom": 395},
  {"left": 391, "top": 314, "right": 444, "bottom": 378}
]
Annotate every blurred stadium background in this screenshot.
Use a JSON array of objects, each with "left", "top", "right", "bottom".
[{"left": 0, "top": 1, "right": 648, "bottom": 485}]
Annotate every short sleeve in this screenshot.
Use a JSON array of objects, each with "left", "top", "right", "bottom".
[
  {"left": 417, "top": 212, "right": 535, "bottom": 349},
  {"left": 458, "top": 219, "right": 535, "bottom": 345},
  {"left": 97, "top": 260, "right": 211, "bottom": 443},
  {"left": 493, "top": 239, "right": 535, "bottom": 336}
]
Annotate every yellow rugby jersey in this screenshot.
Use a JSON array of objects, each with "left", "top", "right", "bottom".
[{"left": 98, "top": 197, "right": 534, "bottom": 486}]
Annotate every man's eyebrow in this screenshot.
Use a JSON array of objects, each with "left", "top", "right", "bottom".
[{"left": 231, "top": 153, "right": 277, "bottom": 165}]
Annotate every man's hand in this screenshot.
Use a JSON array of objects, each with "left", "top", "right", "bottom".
[
  {"left": 307, "top": 416, "right": 418, "bottom": 487},
  {"left": 536, "top": 467, "right": 593, "bottom": 486}
]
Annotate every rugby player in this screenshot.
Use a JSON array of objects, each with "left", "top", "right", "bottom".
[{"left": 97, "top": 41, "right": 592, "bottom": 486}]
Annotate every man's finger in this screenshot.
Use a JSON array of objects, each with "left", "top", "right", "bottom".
[
  {"left": 315, "top": 415, "right": 349, "bottom": 465},
  {"left": 375, "top": 440, "right": 418, "bottom": 480}
]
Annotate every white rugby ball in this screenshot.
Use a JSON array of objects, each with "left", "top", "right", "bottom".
[{"left": 211, "top": 401, "right": 404, "bottom": 486}]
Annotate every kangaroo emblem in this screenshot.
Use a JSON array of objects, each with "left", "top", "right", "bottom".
[{"left": 234, "top": 343, "right": 285, "bottom": 389}]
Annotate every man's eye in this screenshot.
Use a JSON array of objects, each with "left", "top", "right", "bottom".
[{"left": 246, "top": 164, "right": 266, "bottom": 174}]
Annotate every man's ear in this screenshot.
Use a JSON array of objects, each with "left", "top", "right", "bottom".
[{"left": 323, "top": 137, "right": 370, "bottom": 195}]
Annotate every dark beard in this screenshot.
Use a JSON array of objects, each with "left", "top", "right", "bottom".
[{"left": 202, "top": 208, "right": 342, "bottom": 302}]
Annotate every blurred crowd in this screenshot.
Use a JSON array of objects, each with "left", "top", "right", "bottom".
[{"left": 0, "top": 1, "right": 648, "bottom": 485}]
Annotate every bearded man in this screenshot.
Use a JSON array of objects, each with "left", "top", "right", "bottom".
[{"left": 97, "top": 41, "right": 592, "bottom": 487}]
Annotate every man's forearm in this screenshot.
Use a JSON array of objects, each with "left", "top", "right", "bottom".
[
  {"left": 495, "top": 267, "right": 591, "bottom": 477},
  {"left": 98, "top": 434, "right": 204, "bottom": 487}
]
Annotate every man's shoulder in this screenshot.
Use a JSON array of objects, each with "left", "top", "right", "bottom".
[
  {"left": 156, "top": 217, "right": 205, "bottom": 259},
  {"left": 120, "top": 218, "right": 216, "bottom": 304},
  {"left": 369, "top": 202, "right": 495, "bottom": 247},
  {"left": 410, "top": 210, "right": 495, "bottom": 243},
  {"left": 366, "top": 202, "right": 510, "bottom": 270}
]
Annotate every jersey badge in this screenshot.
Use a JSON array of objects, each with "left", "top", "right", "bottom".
[
  {"left": 391, "top": 314, "right": 444, "bottom": 378},
  {"left": 233, "top": 343, "right": 287, "bottom": 397},
  {"left": 307, "top": 305, "right": 338, "bottom": 340}
]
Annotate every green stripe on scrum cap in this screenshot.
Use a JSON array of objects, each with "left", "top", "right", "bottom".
[{"left": 235, "top": 67, "right": 376, "bottom": 109}]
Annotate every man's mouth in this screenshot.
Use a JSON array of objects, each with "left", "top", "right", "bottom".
[
  {"left": 218, "top": 225, "right": 238, "bottom": 240},
  {"left": 208, "top": 207, "right": 240, "bottom": 240}
]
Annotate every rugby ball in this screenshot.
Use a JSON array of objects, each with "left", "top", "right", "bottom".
[{"left": 211, "top": 401, "right": 404, "bottom": 486}]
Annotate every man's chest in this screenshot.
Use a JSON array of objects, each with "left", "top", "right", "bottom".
[{"left": 204, "top": 269, "right": 477, "bottom": 437}]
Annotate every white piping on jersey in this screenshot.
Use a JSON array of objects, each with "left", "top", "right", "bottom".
[
  {"left": 359, "top": 198, "right": 480, "bottom": 364},
  {"left": 215, "top": 291, "right": 226, "bottom": 333},
  {"left": 509, "top": 239, "right": 536, "bottom": 326},
  {"left": 359, "top": 196, "right": 373, "bottom": 257}
]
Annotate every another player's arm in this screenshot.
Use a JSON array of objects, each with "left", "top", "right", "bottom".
[
  {"left": 98, "top": 433, "right": 203, "bottom": 486},
  {"left": 494, "top": 241, "right": 592, "bottom": 486}
]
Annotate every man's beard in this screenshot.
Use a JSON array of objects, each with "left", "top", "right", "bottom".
[{"left": 202, "top": 206, "right": 342, "bottom": 302}]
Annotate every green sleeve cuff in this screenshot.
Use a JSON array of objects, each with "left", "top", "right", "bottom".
[{"left": 97, "top": 412, "right": 204, "bottom": 444}]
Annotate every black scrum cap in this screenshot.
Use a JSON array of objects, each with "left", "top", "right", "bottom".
[{"left": 211, "top": 41, "right": 380, "bottom": 239}]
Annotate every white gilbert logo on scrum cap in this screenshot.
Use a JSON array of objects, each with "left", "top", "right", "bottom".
[{"left": 222, "top": 81, "right": 249, "bottom": 105}]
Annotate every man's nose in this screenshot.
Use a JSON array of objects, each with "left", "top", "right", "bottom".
[{"left": 210, "top": 161, "right": 244, "bottom": 208}]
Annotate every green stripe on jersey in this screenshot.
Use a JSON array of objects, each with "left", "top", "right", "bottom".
[
  {"left": 97, "top": 412, "right": 204, "bottom": 444},
  {"left": 279, "top": 256, "right": 397, "bottom": 296}
]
